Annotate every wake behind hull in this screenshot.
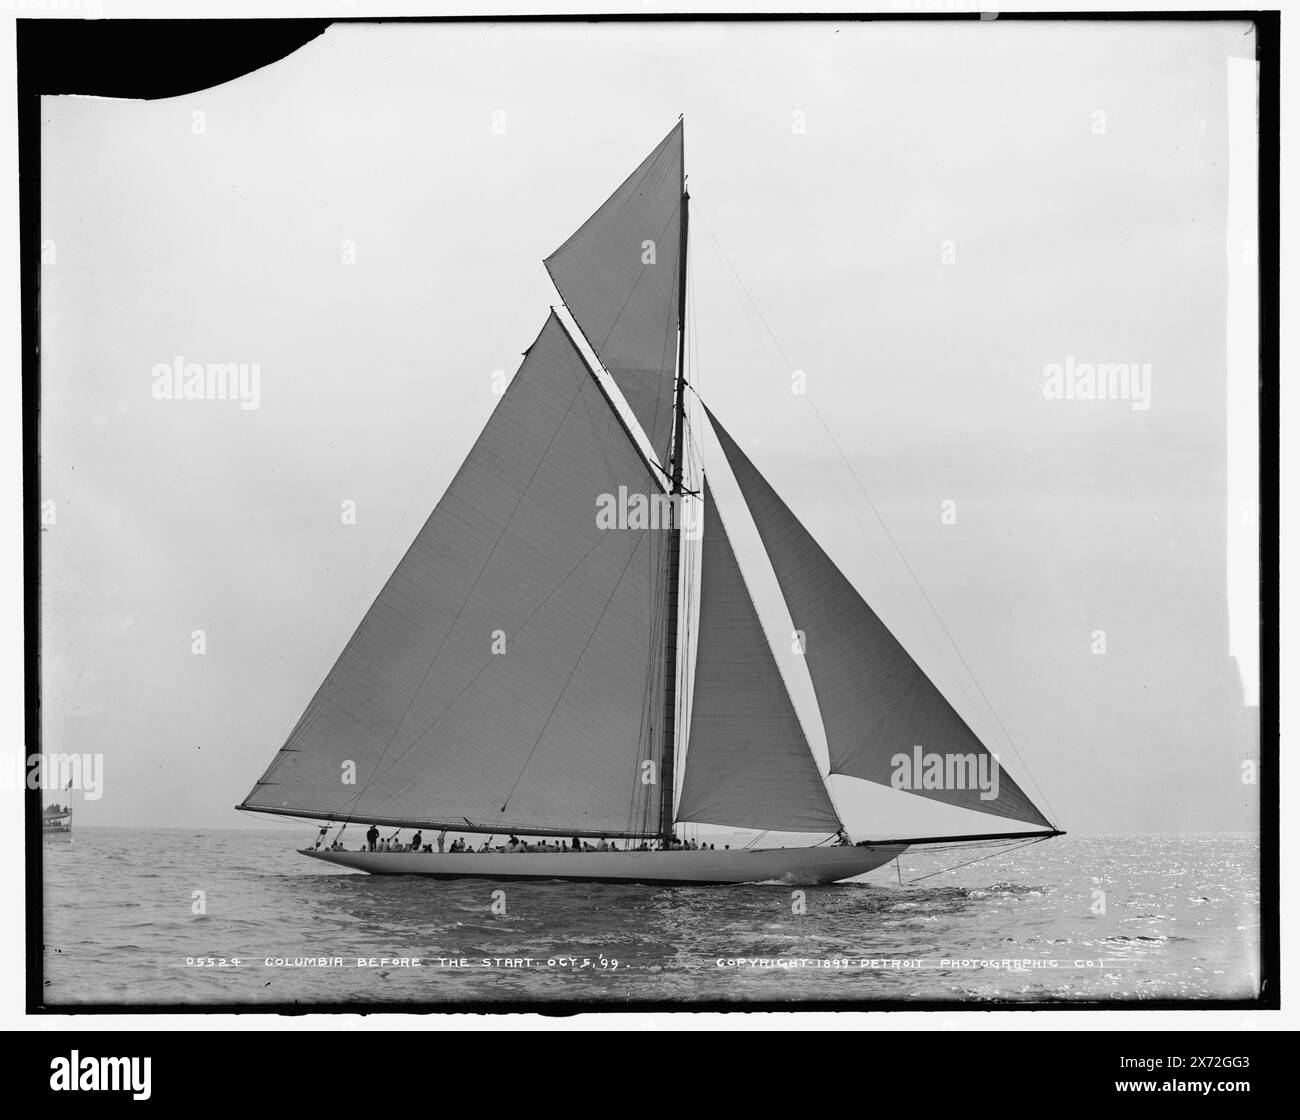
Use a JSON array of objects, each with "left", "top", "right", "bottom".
[{"left": 303, "top": 844, "right": 907, "bottom": 885}]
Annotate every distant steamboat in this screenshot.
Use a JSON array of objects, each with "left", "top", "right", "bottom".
[{"left": 43, "top": 802, "right": 71, "bottom": 842}]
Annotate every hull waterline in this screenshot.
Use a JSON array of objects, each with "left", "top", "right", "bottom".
[{"left": 302, "top": 844, "right": 907, "bottom": 885}]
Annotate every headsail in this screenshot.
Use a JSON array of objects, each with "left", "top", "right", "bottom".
[
  {"left": 544, "top": 122, "right": 683, "bottom": 460},
  {"left": 707, "top": 410, "right": 1053, "bottom": 830},
  {"left": 676, "top": 481, "right": 843, "bottom": 834},
  {"left": 240, "top": 313, "right": 670, "bottom": 837}
]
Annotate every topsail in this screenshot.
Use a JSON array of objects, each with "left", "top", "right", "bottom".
[{"left": 544, "top": 122, "right": 684, "bottom": 461}]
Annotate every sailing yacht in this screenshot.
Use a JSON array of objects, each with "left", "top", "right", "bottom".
[{"left": 238, "top": 121, "right": 1062, "bottom": 884}]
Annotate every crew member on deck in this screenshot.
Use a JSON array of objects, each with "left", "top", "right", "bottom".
[{"left": 366, "top": 824, "right": 379, "bottom": 852}]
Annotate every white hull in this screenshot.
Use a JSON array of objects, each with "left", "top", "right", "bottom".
[{"left": 304, "top": 844, "right": 907, "bottom": 885}]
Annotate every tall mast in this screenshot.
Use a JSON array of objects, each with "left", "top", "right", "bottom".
[{"left": 658, "top": 123, "right": 689, "bottom": 847}]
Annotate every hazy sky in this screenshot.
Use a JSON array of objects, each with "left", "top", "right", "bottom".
[{"left": 40, "top": 18, "right": 1258, "bottom": 835}]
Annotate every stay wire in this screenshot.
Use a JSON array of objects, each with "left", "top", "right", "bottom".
[
  {"left": 257, "top": 265, "right": 546, "bottom": 779},
  {"left": 690, "top": 201, "right": 1060, "bottom": 829},
  {"left": 906, "top": 836, "right": 1050, "bottom": 885}
]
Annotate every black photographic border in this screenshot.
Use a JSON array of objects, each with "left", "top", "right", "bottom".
[{"left": 19, "top": 9, "right": 1281, "bottom": 1018}]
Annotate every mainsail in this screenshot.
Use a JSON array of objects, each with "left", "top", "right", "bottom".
[
  {"left": 706, "top": 409, "right": 1053, "bottom": 830},
  {"left": 676, "top": 481, "right": 842, "bottom": 833},
  {"left": 544, "top": 122, "right": 683, "bottom": 461},
  {"left": 240, "top": 313, "right": 670, "bottom": 837}
]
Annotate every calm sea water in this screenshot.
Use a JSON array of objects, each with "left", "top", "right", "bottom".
[{"left": 41, "top": 828, "right": 1259, "bottom": 1006}]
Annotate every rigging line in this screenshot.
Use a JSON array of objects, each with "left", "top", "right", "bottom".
[
  {"left": 688, "top": 237, "right": 702, "bottom": 400},
  {"left": 673, "top": 412, "right": 704, "bottom": 821},
  {"left": 658, "top": 533, "right": 674, "bottom": 819},
  {"left": 630, "top": 524, "right": 669, "bottom": 836},
  {"left": 234, "top": 806, "right": 334, "bottom": 830},
  {"left": 337, "top": 368, "right": 596, "bottom": 817},
  {"left": 693, "top": 206, "right": 787, "bottom": 382},
  {"left": 632, "top": 506, "right": 672, "bottom": 836},
  {"left": 653, "top": 191, "right": 687, "bottom": 465},
  {"left": 692, "top": 202, "right": 1058, "bottom": 826},
  {"left": 694, "top": 222, "right": 1058, "bottom": 824},
  {"left": 637, "top": 436, "right": 676, "bottom": 789},
  {"left": 656, "top": 280, "right": 686, "bottom": 467},
  {"left": 681, "top": 395, "right": 710, "bottom": 477},
  {"left": 678, "top": 408, "right": 707, "bottom": 794},
  {"left": 796, "top": 404, "right": 1052, "bottom": 821},
  {"left": 801, "top": 393, "right": 1060, "bottom": 828},
  {"left": 650, "top": 532, "right": 671, "bottom": 823},
  {"left": 259, "top": 265, "right": 546, "bottom": 772},
  {"left": 491, "top": 528, "right": 652, "bottom": 824},
  {"left": 903, "top": 840, "right": 1031, "bottom": 854},
  {"left": 906, "top": 836, "right": 1049, "bottom": 885},
  {"left": 673, "top": 535, "right": 694, "bottom": 819},
  {"left": 340, "top": 525, "right": 644, "bottom": 805}
]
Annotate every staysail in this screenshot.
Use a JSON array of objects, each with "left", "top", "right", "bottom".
[
  {"left": 544, "top": 122, "right": 683, "bottom": 460},
  {"left": 707, "top": 410, "right": 1053, "bottom": 829},
  {"left": 676, "top": 481, "right": 843, "bottom": 834},
  {"left": 240, "top": 313, "right": 670, "bottom": 837}
]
